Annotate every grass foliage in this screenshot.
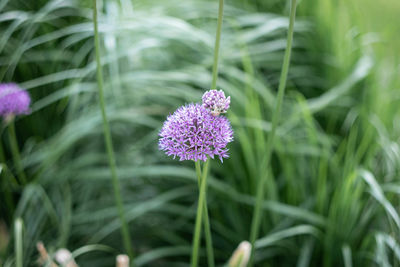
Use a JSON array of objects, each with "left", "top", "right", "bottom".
[{"left": 1, "top": 0, "right": 400, "bottom": 266}]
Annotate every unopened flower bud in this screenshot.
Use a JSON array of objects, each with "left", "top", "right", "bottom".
[{"left": 228, "top": 241, "right": 252, "bottom": 267}]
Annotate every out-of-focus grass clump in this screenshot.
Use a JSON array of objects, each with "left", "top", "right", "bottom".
[{"left": 1, "top": 0, "right": 399, "bottom": 266}]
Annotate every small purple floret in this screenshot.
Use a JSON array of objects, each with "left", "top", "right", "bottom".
[
  {"left": 159, "top": 103, "right": 233, "bottom": 162},
  {"left": 0, "top": 83, "right": 31, "bottom": 117},
  {"left": 202, "top": 89, "right": 230, "bottom": 116}
]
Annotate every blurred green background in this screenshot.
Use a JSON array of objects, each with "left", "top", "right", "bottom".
[{"left": 1, "top": 0, "right": 400, "bottom": 266}]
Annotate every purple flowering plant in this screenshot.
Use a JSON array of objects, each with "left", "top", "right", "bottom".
[
  {"left": 0, "top": 83, "right": 31, "bottom": 120},
  {"left": 159, "top": 89, "right": 233, "bottom": 267},
  {"left": 158, "top": 0, "right": 226, "bottom": 265},
  {"left": 159, "top": 90, "right": 233, "bottom": 162},
  {"left": 0, "top": 83, "right": 31, "bottom": 184}
]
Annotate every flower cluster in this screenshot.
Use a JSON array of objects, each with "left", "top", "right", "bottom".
[
  {"left": 0, "top": 83, "right": 31, "bottom": 117},
  {"left": 159, "top": 90, "right": 233, "bottom": 162},
  {"left": 202, "top": 89, "right": 230, "bottom": 116}
]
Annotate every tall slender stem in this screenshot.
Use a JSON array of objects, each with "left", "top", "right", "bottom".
[
  {"left": 191, "top": 160, "right": 210, "bottom": 267},
  {"left": 248, "top": 0, "right": 297, "bottom": 266},
  {"left": 8, "top": 120, "right": 27, "bottom": 184},
  {"left": 0, "top": 134, "right": 6, "bottom": 163},
  {"left": 195, "top": 161, "right": 202, "bottom": 183},
  {"left": 211, "top": 0, "right": 224, "bottom": 89},
  {"left": 190, "top": 0, "right": 224, "bottom": 265},
  {"left": 92, "top": 0, "right": 134, "bottom": 262},
  {"left": 195, "top": 161, "right": 215, "bottom": 267}
]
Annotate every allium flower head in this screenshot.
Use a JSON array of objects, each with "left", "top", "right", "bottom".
[
  {"left": 159, "top": 103, "right": 233, "bottom": 162},
  {"left": 0, "top": 83, "right": 31, "bottom": 117},
  {"left": 202, "top": 89, "right": 230, "bottom": 116}
]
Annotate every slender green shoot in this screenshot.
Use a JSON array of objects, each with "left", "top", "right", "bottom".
[
  {"left": 15, "top": 218, "right": 23, "bottom": 267},
  {"left": 7, "top": 119, "right": 27, "bottom": 184},
  {"left": 195, "top": 161, "right": 215, "bottom": 267},
  {"left": 211, "top": 0, "right": 224, "bottom": 89},
  {"left": 191, "top": 160, "right": 210, "bottom": 267},
  {"left": 248, "top": 0, "right": 298, "bottom": 266},
  {"left": 92, "top": 0, "right": 134, "bottom": 262}
]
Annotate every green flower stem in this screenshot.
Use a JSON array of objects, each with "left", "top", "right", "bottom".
[
  {"left": 0, "top": 136, "right": 6, "bottom": 163},
  {"left": 190, "top": 0, "right": 224, "bottom": 264},
  {"left": 92, "top": 0, "right": 134, "bottom": 262},
  {"left": 248, "top": 0, "right": 298, "bottom": 266},
  {"left": 195, "top": 161, "right": 202, "bottom": 184},
  {"left": 1, "top": 129, "right": 18, "bottom": 212},
  {"left": 195, "top": 161, "right": 215, "bottom": 267},
  {"left": 191, "top": 160, "right": 210, "bottom": 267},
  {"left": 1, "top": 163, "right": 16, "bottom": 216},
  {"left": 8, "top": 120, "right": 27, "bottom": 184},
  {"left": 211, "top": 0, "right": 224, "bottom": 89}
]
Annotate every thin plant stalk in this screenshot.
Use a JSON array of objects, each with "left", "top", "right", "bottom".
[
  {"left": 189, "top": 0, "right": 224, "bottom": 265},
  {"left": 0, "top": 137, "right": 13, "bottom": 213},
  {"left": 7, "top": 119, "right": 27, "bottom": 184},
  {"left": 191, "top": 160, "right": 210, "bottom": 267},
  {"left": 195, "top": 161, "right": 215, "bottom": 267},
  {"left": 0, "top": 134, "right": 5, "bottom": 162},
  {"left": 248, "top": 0, "right": 298, "bottom": 266},
  {"left": 1, "top": 163, "right": 17, "bottom": 216},
  {"left": 211, "top": 0, "right": 224, "bottom": 89},
  {"left": 15, "top": 218, "right": 23, "bottom": 267},
  {"left": 92, "top": 0, "right": 134, "bottom": 262},
  {"left": 189, "top": 0, "right": 225, "bottom": 264}
]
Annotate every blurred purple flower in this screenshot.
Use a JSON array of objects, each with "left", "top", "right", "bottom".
[
  {"left": 202, "top": 89, "right": 230, "bottom": 116},
  {"left": 159, "top": 103, "right": 233, "bottom": 162},
  {"left": 0, "top": 83, "right": 31, "bottom": 117}
]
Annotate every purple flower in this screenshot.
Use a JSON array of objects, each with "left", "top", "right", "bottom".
[
  {"left": 159, "top": 103, "right": 233, "bottom": 162},
  {"left": 202, "top": 89, "right": 230, "bottom": 116},
  {"left": 0, "top": 83, "right": 31, "bottom": 117}
]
